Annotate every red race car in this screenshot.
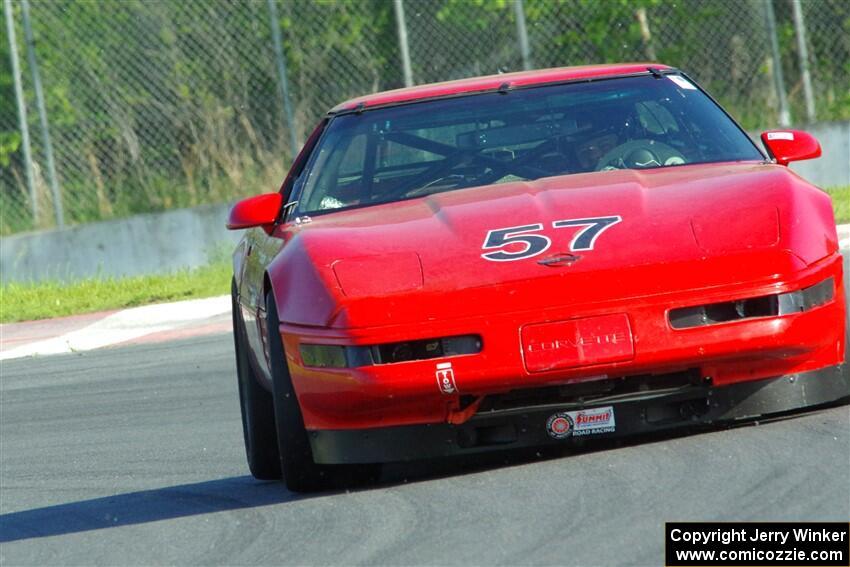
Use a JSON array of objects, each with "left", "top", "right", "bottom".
[{"left": 227, "top": 64, "right": 848, "bottom": 492}]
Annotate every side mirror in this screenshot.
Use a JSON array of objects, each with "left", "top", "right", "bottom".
[
  {"left": 760, "top": 130, "right": 821, "bottom": 166},
  {"left": 226, "top": 193, "right": 283, "bottom": 230}
]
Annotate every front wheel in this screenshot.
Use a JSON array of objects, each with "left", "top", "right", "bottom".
[
  {"left": 232, "top": 280, "right": 281, "bottom": 480},
  {"left": 265, "top": 291, "right": 381, "bottom": 492}
]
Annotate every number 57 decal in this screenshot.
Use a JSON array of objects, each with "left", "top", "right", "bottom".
[{"left": 481, "top": 216, "right": 622, "bottom": 262}]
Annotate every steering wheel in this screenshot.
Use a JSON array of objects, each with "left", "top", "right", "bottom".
[
  {"left": 595, "top": 139, "right": 686, "bottom": 171},
  {"left": 409, "top": 174, "right": 469, "bottom": 195},
  {"left": 387, "top": 145, "right": 551, "bottom": 200}
]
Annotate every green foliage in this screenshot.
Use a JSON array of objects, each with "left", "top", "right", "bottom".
[
  {"left": 828, "top": 186, "right": 850, "bottom": 225},
  {"left": 0, "top": 0, "right": 847, "bottom": 236},
  {"left": 0, "top": 15, "right": 16, "bottom": 124},
  {"left": 0, "top": 131, "right": 20, "bottom": 168},
  {"left": 0, "top": 6, "right": 23, "bottom": 205}
]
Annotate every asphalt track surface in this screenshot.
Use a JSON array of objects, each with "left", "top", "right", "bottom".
[{"left": 2, "top": 257, "right": 849, "bottom": 566}]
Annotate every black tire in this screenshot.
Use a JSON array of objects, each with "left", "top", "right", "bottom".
[
  {"left": 265, "top": 291, "right": 382, "bottom": 492},
  {"left": 232, "top": 280, "right": 281, "bottom": 480},
  {"left": 265, "top": 290, "right": 331, "bottom": 492}
]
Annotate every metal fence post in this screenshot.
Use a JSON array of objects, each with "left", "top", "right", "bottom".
[
  {"left": 21, "top": 0, "right": 62, "bottom": 227},
  {"left": 763, "top": 0, "right": 791, "bottom": 127},
  {"left": 266, "top": 0, "right": 298, "bottom": 161},
  {"left": 394, "top": 0, "right": 413, "bottom": 87},
  {"left": 514, "top": 0, "right": 532, "bottom": 71},
  {"left": 4, "top": 0, "right": 37, "bottom": 224},
  {"left": 636, "top": 7, "right": 657, "bottom": 61},
  {"left": 791, "top": 0, "right": 816, "bottom": 123}
]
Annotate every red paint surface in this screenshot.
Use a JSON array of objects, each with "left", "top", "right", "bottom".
[
  {"left": 267, "top": 162, "right": 844, "bottom": 430},
  {"left": 332, "top": 252, "right": 423, "bottom": 296},
  {"left": 226, "top": 193, "right": 282, "bottom": 230}
]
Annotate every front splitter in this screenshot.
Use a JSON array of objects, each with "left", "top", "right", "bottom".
[{"left": 309, "top": 363, "right": 849, "bottom": 464}]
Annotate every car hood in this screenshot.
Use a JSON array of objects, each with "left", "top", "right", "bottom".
[{"left": 271, "top": 162, "right": 838, "bottom": 328}]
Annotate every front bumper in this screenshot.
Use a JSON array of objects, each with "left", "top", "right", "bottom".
[
  {"left": 309, "top": 362, "right": 849, "bottom": 464},
  {"left": 283, "top": 253, "right": 845, "bottom": 431}
]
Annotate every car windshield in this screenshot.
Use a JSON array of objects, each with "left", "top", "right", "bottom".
[{"left": 295, "top": 74, "right": 763, "bottom": 215}]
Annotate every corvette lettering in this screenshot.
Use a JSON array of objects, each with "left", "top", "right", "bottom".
[
  {"left": 481, "top": 216, "right": 622, "bottom": 261},
  {"left": 526, "top": 331, "right": 629, "bottom": 352}
]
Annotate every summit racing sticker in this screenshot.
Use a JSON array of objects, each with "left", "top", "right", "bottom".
[{"left": 546, "top": 406, "right": 616, "bottom": 439}]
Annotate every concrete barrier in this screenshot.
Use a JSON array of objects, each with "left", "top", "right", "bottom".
[
  {"left": 1, "top": 203, "right": 238, "bottom": 284},
  {"left": 2, "top": 121, "right": 848, "bottom": 284}
]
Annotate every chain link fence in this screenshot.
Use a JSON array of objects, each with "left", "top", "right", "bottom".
[{"left": 1, "top": 0, "right": 848, "bottom": 236}]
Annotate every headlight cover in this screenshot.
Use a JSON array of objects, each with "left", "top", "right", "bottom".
[{"left": 300, "top": 334, "right": 482, "bottom": 368}]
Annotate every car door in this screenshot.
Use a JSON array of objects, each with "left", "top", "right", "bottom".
[{"left": 237, "top": 120, "right": 328, "bottom": 388}]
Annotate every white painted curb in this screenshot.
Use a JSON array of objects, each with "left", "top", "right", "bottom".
[{"left": 0, "top": 295, "right": 231, "bottom": 360}]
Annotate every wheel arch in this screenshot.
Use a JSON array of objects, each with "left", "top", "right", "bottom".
[{"left": 265, "top": 244, "right": 339, "bottom": 327}]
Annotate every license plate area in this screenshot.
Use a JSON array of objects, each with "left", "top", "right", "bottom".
[{"left": 521, "top": 314, "right": 634, "bottom": 373}]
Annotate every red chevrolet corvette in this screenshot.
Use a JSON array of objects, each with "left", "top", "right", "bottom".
[{"left": 227, "top": 64, "right": 848, "bottom": 492}]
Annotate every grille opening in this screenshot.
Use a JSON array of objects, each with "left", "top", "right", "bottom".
[
  {"left": 671, "top": 296, "right": 777, "bottom": 329},
  {"left": 668, "top": 277, "right": 834, "bottom": 330},
  {"left": 300, "top": 334, "right": 482, "bottom": 368},
  {"left": 371, "top": 334, "right": 482, "bottom": 364},
  {"left": 477, "top": 369, "right": 702, "bottom": 413}
]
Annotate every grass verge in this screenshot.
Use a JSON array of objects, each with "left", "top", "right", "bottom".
[
  {"left": 1, "top": 260, "right": 231, "bottom": 323},
  {"left": 827, "top": 186, "right": 850, "bottom": 225}
]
